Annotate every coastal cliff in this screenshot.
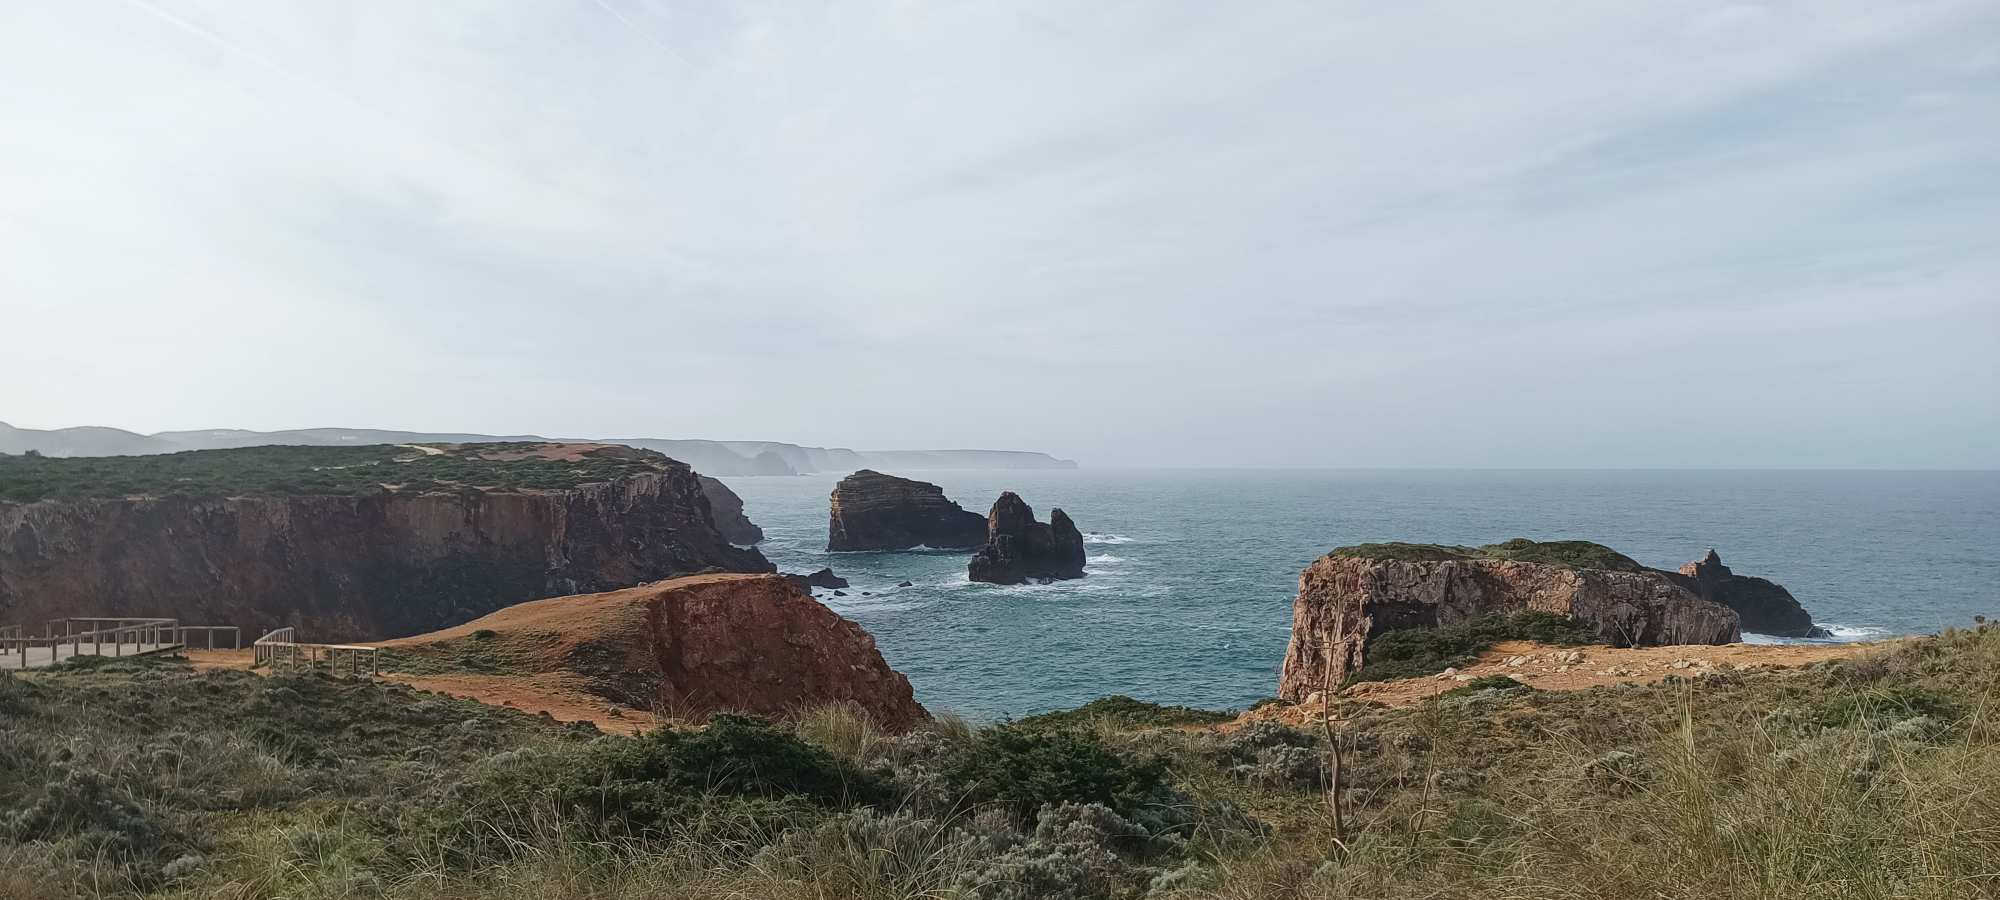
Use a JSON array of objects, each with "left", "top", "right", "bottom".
[
  {"left": 1278, "top": 540, "right": 1741, "bottom": 698},
  {"left": 0, "top": 443, "right": 772, "bottom": 641},
  {"left": 386, "top": 573, "right": 927, "bottom": 730},
  {"left": 967, "top": 492, "right": 1087, "bottom": 584},
  {"left": 697, "top": 475, "right": 764, "bottom": 544},
  {"left": 1670, "top": 549, "right": 1825, "bottom": 637},
  {"left": 826, "top": 470, "right": 987, "bottom": 551}
]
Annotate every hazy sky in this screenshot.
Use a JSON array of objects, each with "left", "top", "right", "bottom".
[{"left": 3, "top": 2, "right": 1996, "bottom": 467}]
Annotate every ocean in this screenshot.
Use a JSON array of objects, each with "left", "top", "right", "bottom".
[{"left": 727, "top": 469, "right": 2000, "bottom": 720}]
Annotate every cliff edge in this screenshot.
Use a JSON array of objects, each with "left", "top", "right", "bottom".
[
  {"left": 0, "top": 443, "right": 772, "bottom": 640},
  {"left": 1278, "top": 540, "right": 1743, "bottom": 698}
]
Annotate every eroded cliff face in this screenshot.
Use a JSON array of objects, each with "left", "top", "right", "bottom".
[
  {"left": 1278, "top": 555, "right": 1740, "bottom": 698},
  {"left": 1670, "top": 549, "right": 1824, "bottom": 638},
  {"left": 826, "top": 470, "right": 987, "bottom": 551},
  {"left": 697, "top": 475, "right": 764, "bottom": 545},
  {"left": 0, "top": 472, "right": 772, "bottom": 641},
  {"left": 388, "top": 573, "right": 927, "bottom": 730}
]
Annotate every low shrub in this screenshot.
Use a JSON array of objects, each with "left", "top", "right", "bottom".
[
  {"left": 1016, "top": 695, "right": 1235, "bottom": 731},
  {"left": 946, "top": 728, "right": 1167, "bottom": 820},
  {"left": 1347, "top": 612, "right": 1596, "bottom": 684}
]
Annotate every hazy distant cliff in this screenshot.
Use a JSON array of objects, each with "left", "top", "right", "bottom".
[
  {"left": 0, "top": 421, "right": 1077, "bottom": 475},
  {"left": 0, "top": 443, "right": 771, "bottom": 640}
]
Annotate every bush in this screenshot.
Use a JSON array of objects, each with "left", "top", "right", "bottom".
[
  {"left": 946, "top": 728, "right": 1167, "bottom": 820},
  {"left": 1347, "top": 612, "right": 1597, "bottom": 684},
  {"left": 412, "top": 715, "right": 882, "bottom": 863},
  {"left": 1016, "top": 695, "right": 1235, "bottom": 731},
  {"left": 2, "top": 766, "right": 170, "bottom": 861}
]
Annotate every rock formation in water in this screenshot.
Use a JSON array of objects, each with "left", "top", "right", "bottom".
[
  {"left": 826, "top": 470, "right": 988, "bottom": 551},
  {"left": 385, "top": 573, "right": 927, "bottom": 730},
  {"left": 784, "top": 567, "right": 849, "bottom": 591},
  {"left": 0, "top": 444, "right": 772, "bottom": 641},
  {"left": 1277, "top": 540, "right": 1741, "bottom": 698},
  {"left": 1670, "top": 549, "right": 1825, "bottom": 638},
  {"left": 966, "top": 492, "right": 1087, "bottom": 585},
  {"left": 696, "top": 475, "right": 763, "bottom": 544}
]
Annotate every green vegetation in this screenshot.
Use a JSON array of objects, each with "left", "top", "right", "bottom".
[
  {"left": 1345, "top": 610, "right": 1599, "bottom": 684},
  {"left": 1440, "top": 674, "right": 1536, "bottom": 699},
  {"left": 1330, "top": 537, "right": 1645, "bottom": 572},
  {"left": 0, "top": 442, "right": 672, "bottom": 503},
  {"left": 378, "top": 640, "right": 535, "bottom": 677},
  {"left": 3, "top": 625, "right": 1999, "bottom": 899},
  {"left": 1016, "top": 694, "right": 1238, "bottom": 731}
]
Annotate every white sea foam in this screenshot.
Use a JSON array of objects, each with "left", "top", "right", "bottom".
[
  {"left": 1084, "top": 533, "right": 1135, "bottom": 545},
  {"left": 1742, "top": 623, "right": 1897, "bottom": 645},
  {"left": 1088, "top": 554, "right": 1127, "bottom": 564}
]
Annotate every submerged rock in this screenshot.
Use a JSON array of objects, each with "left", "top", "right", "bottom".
[
  {"left": 697, "top": 475, "right": 763, "bottom": 545},
  {"left": 1277, "top": 540, "right": 1742, "bottom": 698},
  {"left": 967, "top": 492, "right": 1086, "bottom": 585},
  {"left": 1670, "top": 549, "right": 1826, "bottom": 638},
  {"left": 826, "top": 470, "right": 988, "bottom": 551}
]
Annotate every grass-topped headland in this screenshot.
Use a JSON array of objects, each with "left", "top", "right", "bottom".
[
  {"left": 1330, "top": 537, "right": 1646, "bottom": 572},
  {"left": 4, "top": 624, "right": 1997, "bottom": 899},
  {"left": 0, "top": 442, "right": 673, "bottom": 502}
]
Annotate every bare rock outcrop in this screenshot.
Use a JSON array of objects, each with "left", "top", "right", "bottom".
[
  {"left": 966, "top": 492, "right": 1087, "bottom": 585},
  {"left": 784, "top": 567, "right": 849, "bottom": 591},
  {"left": 826, "top": 470, "right": 987, "bottom": 551},
  {"left": 1278, "top": 541, "right": 1740, "bottom": 698},
  {"left": 386, "top": 573, "right": 927, "bottom": 730},
  {"left": 0, "top": 450, "right": 772, "bottom": 642},
  {"left": 697, "top": 475, "right": 763, "bottom": 544},
  {"left": 1671, "top": 549, "right": 1825, "bottom": 638}
]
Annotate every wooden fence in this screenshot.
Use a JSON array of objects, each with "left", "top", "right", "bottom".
[{"left": 253, "top": 626, "right": 380, "bottom": 677}]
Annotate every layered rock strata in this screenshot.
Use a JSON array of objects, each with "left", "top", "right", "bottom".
[
  {"left": 826, "top": 470, "right": 987, "bottom": 551},
  {"left": 1278, "top": 543, "right": 1742, "bottom": 698}
]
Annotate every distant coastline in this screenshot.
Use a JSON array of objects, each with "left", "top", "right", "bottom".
[{"left": 0, "top": 420, "right": 1077, "bottom": 475}]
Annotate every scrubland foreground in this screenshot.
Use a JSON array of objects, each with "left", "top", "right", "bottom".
[{"left": 2, "top": 626, "right": 1995, "bottom": 900}]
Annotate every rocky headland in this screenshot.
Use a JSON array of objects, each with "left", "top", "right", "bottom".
[
  {"left": 1277, "top": 539, "right": 1773, "bottom": 698},
  {"left": 825, "top": 470, "right": 987, "bottom": 551},
  {"left": 382, "top": 573, "right": 927, "bottom": 730},
  {"left": 696, "top": 475, "right": 764, "bottom": 545},
  {"left": 1670, "top": 549, "right": 1826, "bottom": 637},
  {"left": 0, "top": 443, "right": 771, "bottom": 641},
  {"left": 966, "top": 492, "right": 1087, "bottom": 585}
]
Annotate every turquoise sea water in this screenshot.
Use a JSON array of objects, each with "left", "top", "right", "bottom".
[{"left": 727, "top": 469, "right": 2000, "bottom": 720}]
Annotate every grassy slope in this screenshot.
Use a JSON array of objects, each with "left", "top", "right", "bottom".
[
  {"left": 0, "top": 443, "right": 671, "bottom": 502},
  {"left": 2, "top": 625, "right": 1996, "bottom": 900},
  {"left": 1330, "top": 537, "right": 1647, "bottom": 572}
]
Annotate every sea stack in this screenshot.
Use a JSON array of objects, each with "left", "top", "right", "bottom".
[
  {"left": 1671, "top": 549, "right": 1826, "bottom": 638},
  {"left": 826, "top": 470, "right": 988, "bottom": 551},
  {"left": 697, "top": 475, "right": 763, "bottom": 545},
  {"left": 1277, "top": 540, "right": 1742, "bottom": 698},
  {"left": 967, "top": 492, "right": 1087, "bottom": 584}
]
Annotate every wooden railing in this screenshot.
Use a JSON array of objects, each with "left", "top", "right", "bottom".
[
  {"left": 253, "top": 626, "right": 379, "bottom": 677},
  {"left": 2, "top": 618, "right": 241, "bottom": 670}
]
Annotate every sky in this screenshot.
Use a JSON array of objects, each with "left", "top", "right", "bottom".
[{"left": 2, "top": 1, "right": 1996, "bottom": 468}]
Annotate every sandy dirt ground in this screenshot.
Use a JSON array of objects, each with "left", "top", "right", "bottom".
[
  {"left": 182, "top": 646, "right": 656, "bottom": 733},
  {"left": 379, "top": 672, "right": 659, "bottom": 735},
  {"left": 1241, "top": 639, "right": 1893, "bottom": 728}
]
